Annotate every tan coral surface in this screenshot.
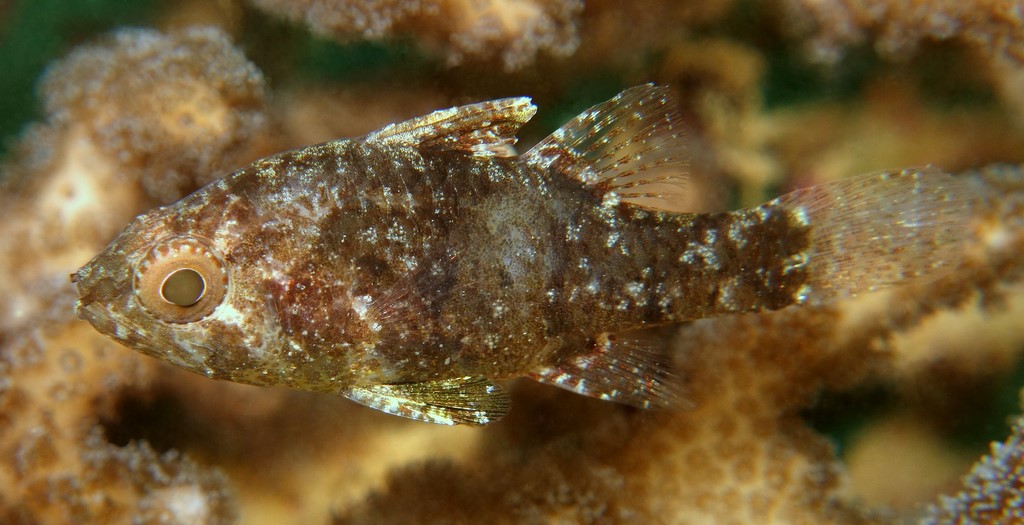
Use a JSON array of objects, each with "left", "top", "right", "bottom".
[
  {"left": 247, "top": 0, "right": 583, "bottom": 70},
  {"left": 0, "top": 26, "right": 266, "bottom": 525},
  {"left": 781, "top": 0, "right": 1024, "bottom": 64}
]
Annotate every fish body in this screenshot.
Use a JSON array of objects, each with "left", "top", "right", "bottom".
[{"left": 73, "top": 85, "right": 973, "bottom": 425}]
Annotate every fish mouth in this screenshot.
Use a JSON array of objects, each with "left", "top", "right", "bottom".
[
  {"left": 73, "top": 298, "right": 114, "bottom": 334},
  {"left": 70, "top": 258, "right": 133, "bottom": 316},
  {"left": 70, "top": 268, "right": 98, "bottom": 320},
  {"left": 73, "top": 297, "right": 149, "bottom": 355},
  {"left": 70, "top": 270, "right": 122, "bottom": 336}
]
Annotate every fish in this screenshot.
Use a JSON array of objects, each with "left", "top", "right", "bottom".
[{"left": 71, "top": 84, "right": 975, "bottom": 425}]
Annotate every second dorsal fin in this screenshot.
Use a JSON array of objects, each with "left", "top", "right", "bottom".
[
  {"left": 523, "top": 84, "right": 690, "bottom": 212},
  {"left": 365, "top": 97, "right": 537, "bottom": 158}
]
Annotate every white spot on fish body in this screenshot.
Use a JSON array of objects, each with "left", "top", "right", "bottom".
[
  {"left": 794, "top": 284, "right": 812, "bottom": 303},
  {"left": 210, "top": 302, "right": 247, "bottom": 330},
  {"left": 791, "top": 206, "right": 809, "bottom": 226},
  {"left": 352, "top": 295, "right": 373, "bottom": 320},
  {"left": 727, "top": 218, "right": 753, "bottom": 247},
  {"left": 606, "top": 231, "right": 621, "bottom": 248}
]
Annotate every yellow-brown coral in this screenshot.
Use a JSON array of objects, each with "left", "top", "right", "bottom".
[
  {"left": 39, "top": 26, "right": 267, "bottom": 204},
  {"left": 922, "top": 415, "right": 1024, "bottom": 524},
  {"left": 0, "top": 324, "right": 237, "bottom": 524},
  {"left": 247, "top": 0, "right": 583, "bottom": 70},
  {"left": 781, "top": 0, "right": 1024, "bottom": 64},
  {"left": 0, "top": 26, "right": 267, "bottom": 524}
]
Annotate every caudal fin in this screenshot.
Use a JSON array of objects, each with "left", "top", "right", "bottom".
[{"left": 773, "top": 167, "right": 977, "bottom": 304}]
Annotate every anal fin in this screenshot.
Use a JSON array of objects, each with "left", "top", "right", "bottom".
[
  {"left": 345, "top": 377, "right": 510, "bottom": 426},
  {"left": 531, "top": 329, "right": 689, "bottom": 410}
]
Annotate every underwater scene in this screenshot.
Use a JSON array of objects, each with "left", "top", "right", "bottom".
[{"left": 1, "top": 1, "right": 1023, "bottom": 524}]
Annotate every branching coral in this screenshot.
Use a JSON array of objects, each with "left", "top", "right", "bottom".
[
  {"left": 0, "top": 324, "right": 237, "bottom": 524},
  {"left": 776, "top": 0, "right": 1024, "bottom": 122},
  {"left": 922, "top": 415, "right": 1024, "bottom": 524},
  {"left": 246, "top": 0, "right": 583, "bottom": 70},
  {"left": 780, "top": 0, "right": 1024, "bottom": 64},
  {"left": 2, "top": 6, "right": 1024, "bottom": 524},
  {"left": 0, "top": 25, "right": 268, "bottom": 335},
  {"left": 0, "top": 26, "right": 267, "bottom": 524},
  {"left": 39, "top": 26, "right": 267, "bottom": 204}
]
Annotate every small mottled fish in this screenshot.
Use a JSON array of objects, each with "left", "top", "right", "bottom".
[{"left": 72, "top": 85, "right": 974, "bottom": 425}]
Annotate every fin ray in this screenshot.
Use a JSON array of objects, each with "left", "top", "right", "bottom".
[
  {"left": 366, "top": 97, "right": 537, "bottom": 158},
  {"left": 531, "top": 329, "right": 689, "bottom": 409},
  {"left": 774, "top": 167, "right": 977, "bottom": 303},
  {"left": 523, "top": 84, "right": 690, "bottom": 212},
  {"left": 346, "top": 377, "right": 510, "bottom": 426}
]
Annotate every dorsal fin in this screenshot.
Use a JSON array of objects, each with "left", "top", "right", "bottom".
[
  {"left": 523, "top": 84, "right": 689, "bottom": 212},
  {"left": 365, "top": 97, "right": 537, "bottom": 158}
]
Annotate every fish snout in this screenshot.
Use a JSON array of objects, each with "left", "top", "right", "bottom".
[
  {"left": 71, "top": 270, "right": 102, "bottom": 323},
  {"left": 69, "top": 260, "right": 129, "bottom": 316}
]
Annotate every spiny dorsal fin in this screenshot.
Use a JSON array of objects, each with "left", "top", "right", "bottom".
[
  {"left": 531, "top": 329, "right": 690, "bottom": 410},
  {"left": 365, "top": 97, "right": 537, "bottom": 158},
  {"left": 772, "top": 167, "right": 976, "bottom": 304},
  {"left": 523, "top": 84, "right": 689, "bottom": 212},
  {"left": 345, "top": 377, "right": 510, "bottom": 425}
]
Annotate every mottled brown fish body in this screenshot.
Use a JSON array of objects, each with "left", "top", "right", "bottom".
[
  {"left": 134, "top": 142, "right": 812, "bottom": 387},
  {"left": 73, "top": 85, "right": 974, "bottom": 425}
]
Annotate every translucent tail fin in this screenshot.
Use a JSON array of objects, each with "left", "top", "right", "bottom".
[{"left": 773, "top": 167, "right": 977, "bottom": 304}]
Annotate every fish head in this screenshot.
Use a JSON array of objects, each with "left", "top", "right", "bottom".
[{"left": 73, "top": 202, "right": 273, "bottom": 382}]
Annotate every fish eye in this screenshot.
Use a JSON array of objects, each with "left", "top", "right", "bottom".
[
  {"left": 161, "top": 268, "right": 206, "bottom": 306},
  {"left": 134, "top": 237, "right": 228, "bottom": 323}
]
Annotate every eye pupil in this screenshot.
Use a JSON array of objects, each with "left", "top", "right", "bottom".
[{"left": 161, "top": 268, "right": 206, "bottom": 307}]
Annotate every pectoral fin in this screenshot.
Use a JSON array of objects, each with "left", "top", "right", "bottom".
[{"left": 345, "top": 377, "right": 510, "bottom": 426}]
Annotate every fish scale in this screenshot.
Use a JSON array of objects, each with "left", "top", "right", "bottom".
[{"left": 72, "top": 84, "right": 976, "bottom": 425}]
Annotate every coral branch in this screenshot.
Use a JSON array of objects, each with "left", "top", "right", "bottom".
[
  {"left": 781, "top": 0, "right": 1024, "bottom": 64},
  {"left": 39, "top": 26, "right": 267, "bottom": 204},
  {"left": 0, "top": 26, "right": 267, "bottom": 524},
  {"left": 246, "top": 0, "right": 583, "bottom": 70},
  {"left": 922, "top": 416, "right": 1024, "bottom": 524}
]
